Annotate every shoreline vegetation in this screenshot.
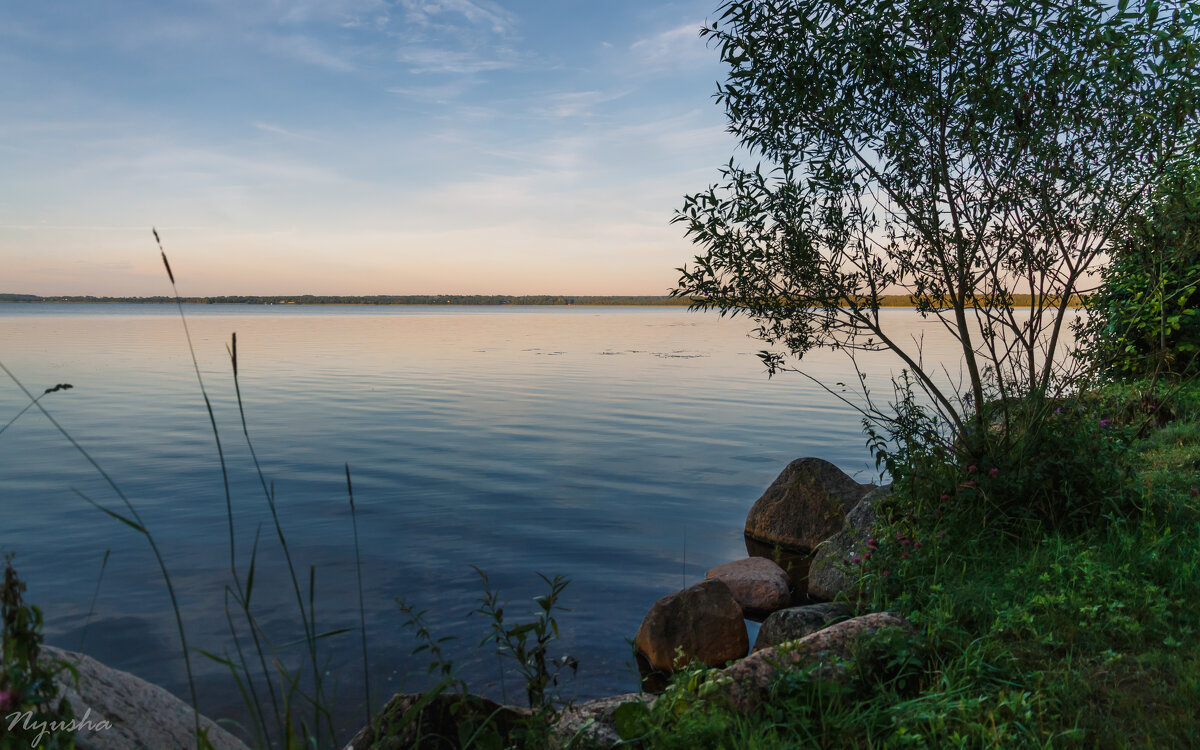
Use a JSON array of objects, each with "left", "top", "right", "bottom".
[{"left": 0, "top": 293, "right": 1082, "bottom": 308}]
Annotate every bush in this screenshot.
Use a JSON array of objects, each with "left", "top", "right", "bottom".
[
  {"left": 1, "top": 557, "right": 76, "bottom": 750},
  {"left": 1080, "top": 155, "right": 1200, "bottom": 380}
]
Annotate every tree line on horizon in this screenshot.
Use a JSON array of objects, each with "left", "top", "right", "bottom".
[{"left": 0, "top": 293, "right": 1081, "bottom": 307}]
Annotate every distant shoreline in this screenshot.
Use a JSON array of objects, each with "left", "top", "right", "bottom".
[{"left": 0, "top": 294, "right": 1081, "bottom": 308}]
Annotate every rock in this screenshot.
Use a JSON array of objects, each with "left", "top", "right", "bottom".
[
  {"left": 40, "top": 645, "right": 250, "bottom": 750},
  {"left": 807, "top": 485, "right": 890, "bottom": 601},
  {"left": 552, "top": 693, "right": 655, "bottom": 749},
  {"left": 752, "top": 603, "right": 854, "bottom": 652},
  {"left": 634, "top": 579, "right": 748, "bottom": 679},
  {"left": 705, "top": 557, "right": 792, "bottom": 619},
  {"left": 743, "top": 459, "right": 874, "bottom": 587},
  {"left": 718, "top": 612, "right": 912, "bottom": 714},
  {"left": 343, "top": 692, "right": 531, "bottom": 750}
]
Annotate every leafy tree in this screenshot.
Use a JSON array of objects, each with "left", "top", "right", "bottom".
[
  {"left": 675, "top": 0, "right": 1200, "bottom": 451},
  {"left": 1079, "top": 153, "right": 1200, "bottom": 380}
]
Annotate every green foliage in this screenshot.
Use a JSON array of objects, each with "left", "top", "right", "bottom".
[
  {"left": 675, "top": 0, "right": 1200, "bottom": 452},
  {"left": 1, "top": 557, "right": 75, "bottom": 750},
  {"left": 473, "top": 569, "right": 577, "bottom": 714},
  {"left": 1079, "top": 155, "right": 1200, "bottom": 380},
  {"left": 867, "top": 374, "right": 1134, "bottom": 533}
]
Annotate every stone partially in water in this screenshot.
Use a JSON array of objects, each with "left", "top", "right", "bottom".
[
  {"left": 744, "top": 458, "right": 875, "bottom": 555},
  {"left": 634, "top": 579, "right": 748, "bottom": 681},
  {"left": 705, "top": 557, "right": 792, "bottom": 619},
  {"left": 752, "top": 602, "right": 854, "bottom": 652}
]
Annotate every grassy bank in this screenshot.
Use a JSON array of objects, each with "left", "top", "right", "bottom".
[{"left": 620, "top": 380, "right": 1200, "bottom": 749}]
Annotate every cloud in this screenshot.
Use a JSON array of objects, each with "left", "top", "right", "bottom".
[
  {"left": 399, "top": 0, "right": 516, "bottom": 35},
  {"left": 630, "top": 21, "right": 710, "bottom": 70},
  {"left": 533, "top": 90, "right": 630, "bottom": 119},
  {"left": 392, "top": 0, "right": 530, "bottom": 75},
  {"left": 396, "top": 46, "right": 518, "bottom": 74},
  {"left": 260, "top": 33, "right": 356, "bottom": 71},
  {"left": 252, "top": 121, "right": 323, "bottom": 141}
]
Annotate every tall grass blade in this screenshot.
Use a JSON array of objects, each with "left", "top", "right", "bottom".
[
  {"left": 78, "top": 547, "right": 109, "bottom": 652},
  {"left": 346, "top": 463, "right": 373, "bottom": 727}
]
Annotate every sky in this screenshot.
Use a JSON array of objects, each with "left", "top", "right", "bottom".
[{"left": 0, "top": 0, "right": 738, "bottom": 296}]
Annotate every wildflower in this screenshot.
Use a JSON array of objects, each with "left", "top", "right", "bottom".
[
  {"left": 967, "top": 464, "right": 977, "bottom": 473},
  {"left": 940, "top": 493, "right": 949, "bottom": 501},
  {"left": 901, "top": 552, "right": 910, "bottom": 559},
  {"left": 964, "top": 480, "right": 977, "bottom": 488},
  {"left": 866, "top": 537, "right": 877, "bottom": 546},
  {"left": 864, "top": 552, "right": 872, "bottom": 560},
  {"left": 1099, "top": 419, "right": 1111, "bottom": 427},
  {"left": 0, "top": 689, "right": 16, "bottom": 712},
  {"left": 989, "top": 467, "right": 999, "bottom": 478},
  {"left": 900, "top": 538, "right": 911, "bottom": 546},
  {"left": 913, "top": 541, "right": 924, "bottom": 549},
  {"left": 852, "top": 556, "right": 862, "bottom": 564},
  {"left": 881, "top": 570, "right": 890, "bottom": 577}
]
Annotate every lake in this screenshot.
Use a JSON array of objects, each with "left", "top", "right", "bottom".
[{"left": 0, "top": 303, "right": 963, "bottom": 739}]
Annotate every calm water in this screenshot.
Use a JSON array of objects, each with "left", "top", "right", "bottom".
[{"left": 0, "top": 304, "right": 961, "bottom": 739}]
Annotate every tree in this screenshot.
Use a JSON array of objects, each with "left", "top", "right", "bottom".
[
  {"left": 675, "top": 0, "right": 1200, "bottom": 450},
  {"left": 1079, "top": 152, "right": 1200, "bottom": 380}
]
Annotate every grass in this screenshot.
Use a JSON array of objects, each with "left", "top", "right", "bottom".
[{"left": 616, "top": 379, "right": 1200, "bottom": 749}]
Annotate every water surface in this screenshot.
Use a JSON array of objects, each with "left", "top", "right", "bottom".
[{"left": 0, "top": 303, "right": 953, "bottom": 737}]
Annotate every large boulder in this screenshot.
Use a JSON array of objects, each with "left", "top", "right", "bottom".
[
  {"left": 343, "top": 692, "right": 531, "bottom": 750},
  {"left": 718, "top": 612, "right": 912, "bottom": 714},
  {"left": 40, "top": 645, "right": 250, "bottom": 750},
  {"left": 552, "top": 693, "right": 655, "bottom": 749},
  {"left": 705, "top": 557, "right": 791, "bottom": 619},
  {"left": 634, "top": 579, "right": 748, "bottom": 679},
  {"left": 807, "top": 485, "right": 890, "bottom": 601},
  {"left": 752, "top": 602, "right": 854, "bottom": 652},
  {"left": 744, "top": 459, "right": 874, "bottom": 587}
]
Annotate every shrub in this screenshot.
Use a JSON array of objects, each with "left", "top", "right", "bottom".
[
  {"left": 1080, "top": 155, "right": 1200, "bottom": 380},
  {"left": 1, "top": 557, "right": 76, "bottom": 750}
]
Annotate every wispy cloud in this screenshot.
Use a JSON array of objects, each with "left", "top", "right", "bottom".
[
  {"left": 533, "top": 90, "right": 630, "bottom": 119},
  {"left": 396, "top": 46, "right": 518, "bottom": 74},
  {"left": 260, "top": 33, "right": 356, "bottom": 71},
  {"left": 399, "top": 0, "right": 516, "bottom": 35},
  {"left": 252, "top": 121, "right": 323, "bottom": 141},
  {"left": 630, "top": 21, "right": 710, "bottom": 70},
  {"left": 393, "top": 0, "right": 529, "bottom": 74}
]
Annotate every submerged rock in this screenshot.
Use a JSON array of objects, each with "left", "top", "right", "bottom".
[{"left": 705, "top": 557, "right": 792, "bottom": 619}]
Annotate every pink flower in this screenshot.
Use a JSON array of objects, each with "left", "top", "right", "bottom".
[
  {"left": 0, "top": 689, "right": 17, "bottom": 712},
  {"left": 1099, "top": 419, "right": 1111, "bottom": 427},
  {"left": 900, "top": 538, "right": 911, "bottom": 546},
  {"left": 940, "top": 494, "right": 950, "bottom": 502},
  {"left": 852, "top": 556, "right": 862, "bottom": 564},
  {"left": 881, "top": 570, "right": 890, "bottom": 577},
  {"left": 964, "top": 480, "right": 977, "bottom": 488},
  {"left": 866, "top": 537, "right": 877, "bottom": 546},
  {"left": 967, "top": 464, "right": 977, "bottom": 473},
  {"left": 901, "top": 552, "right": 910, "bottom": 559},
  {"left": 913, "top": 541, "right": 924, "bottom": 549},
  {"left": 989, "top": 468, "right": 999, "bottom": 478},
  {"left": 864, "top": 552, "right": 872, "bottom": 560}
]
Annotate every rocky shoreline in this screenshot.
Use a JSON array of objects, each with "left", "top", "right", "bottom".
[{"left": 44, "top": 456, "right": 901, "bottom": 749}]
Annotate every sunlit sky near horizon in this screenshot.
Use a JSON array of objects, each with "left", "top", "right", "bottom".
[{"left": 1, "top": 1, "right": 737, "bottom": 296}]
